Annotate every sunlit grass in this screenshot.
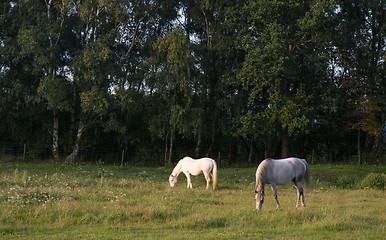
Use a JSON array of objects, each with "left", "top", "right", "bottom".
[{"left": 0, "top": 161, "right": 384, "bottom": 239}]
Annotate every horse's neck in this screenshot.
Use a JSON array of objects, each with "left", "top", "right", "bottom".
[{"left": 172, "top": 164, "right": 182, "bottom": 176}]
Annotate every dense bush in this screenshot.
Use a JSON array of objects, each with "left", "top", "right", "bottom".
[
  {"left": 359, "top": 173, "right": 385, "bottom": 190},
  {"left": 334, "top": 175, "right": 359, "bottom": 189}
]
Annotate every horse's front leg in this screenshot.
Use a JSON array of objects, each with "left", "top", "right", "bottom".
[
  {"left": 184, "top": 172, "right": 192, "bottom": 188},
  {"left": 271, "top": 184, "right": 280, "bottom": 209}
]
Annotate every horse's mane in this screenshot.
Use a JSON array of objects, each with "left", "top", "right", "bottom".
[{"left": 255, "top": 158, "right": 272, "bottom": 190}]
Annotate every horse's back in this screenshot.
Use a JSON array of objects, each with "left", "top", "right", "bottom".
[
  {"left": 287, "top": 157, "right": 307, "bottom": 173},
  {"left": 279, "top": 157, "right": 308, "bottom": 180},
  {"left": 257, "top": 158, "right": 307, "bottom": 185},
  {"left": 195, "top": 157, "right": 215, "bottom": 169},
  {"left": 181, "top": 157, "right": 214, "bottom": 175},
  {"left": 271, "top": 157, "right": 306, "bottom": 169}
]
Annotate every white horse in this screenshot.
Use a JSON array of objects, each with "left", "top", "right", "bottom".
[
  {"left": 255, "top": 157, "right": 310, "bottom": 210},
  {"left": 169, "top": 157, "right": 218, "bottom": 190}
]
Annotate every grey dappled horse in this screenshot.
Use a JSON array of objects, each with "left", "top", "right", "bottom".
[{"left": 255, "top": 157, "right": 310, "bottom": 210}]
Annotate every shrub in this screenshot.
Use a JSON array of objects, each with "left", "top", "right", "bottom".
[
  {"left": 334, "top": 175, "right": 359, "bottom": 189},
  {"left": 359, "top": 173, "right": 385, "bottom": 190}
]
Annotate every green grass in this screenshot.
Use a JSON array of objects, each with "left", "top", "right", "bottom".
[{"left": 0, "top": 161, "right": 384, "bottom": 239}]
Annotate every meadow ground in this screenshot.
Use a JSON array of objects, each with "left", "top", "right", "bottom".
[{"left": 0, "top": 160, "right": 384, "bottom": 239}]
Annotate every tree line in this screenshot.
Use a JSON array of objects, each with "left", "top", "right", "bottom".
[{"left": 0, "top": 0, "right": 384, "bottom": 165}]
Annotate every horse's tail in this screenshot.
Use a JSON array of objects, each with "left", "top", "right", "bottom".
[
  {"left": 212, "top": 160, "right": 218, "bottom": 190},
  {"left": 301, "top": 159, "right": 311, "bottom": 190}
]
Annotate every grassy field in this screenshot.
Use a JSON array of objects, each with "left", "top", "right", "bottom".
[{"left": 0, "top": 160, "right": 384, "bottom": 239}]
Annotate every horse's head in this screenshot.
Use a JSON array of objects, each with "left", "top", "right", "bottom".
[
  {"left": 169, "top": 174, "right": 177, "bottom": 187},
  {"left": 255, "top": 189, "right": 264, "bottom": 211}
]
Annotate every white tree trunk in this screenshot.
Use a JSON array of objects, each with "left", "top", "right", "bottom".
[{"left": 66, "top": 121, "right": 86, "bottom": 163}]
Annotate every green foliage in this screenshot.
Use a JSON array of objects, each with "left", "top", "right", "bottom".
[
  {"left": 80, "top": 87, "right": 109, "bottom": 116},
  {"left": 37, "top": 76, "right": 72, "bottom": 112},
  {"left": 334, "top": 175, "right": 359, "bottom": 189},
  {"left": 0, "top": 0, "right": 384, "bottom": 164},
  {"left": 147, "top": 28, "right": 199, "bottom": 142},
  {"left": 359, "top": 173, "right": 385, "bottom": 190},
  {"left": 151, "top": 29, "right": 193, "bottom": 91},
  {"left": 237, "top": 0, "right": 337, "bottom": 139},
  {"left": 153, "top": 29, "right": 192, "bottom": 71}
]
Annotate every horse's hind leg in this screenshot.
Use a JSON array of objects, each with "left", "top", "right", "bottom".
[
  {"left": 294, "top": 183, "right": 305, "bottom": 208},
  {"left": 300, "top": 186, "right": 305, "bottom": 207},
  {"left": 271, "top": 184, "right": 280, "bottom": 209},
  {"left": 204, "top": 172, "right": 210, "bottom": 189}
]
